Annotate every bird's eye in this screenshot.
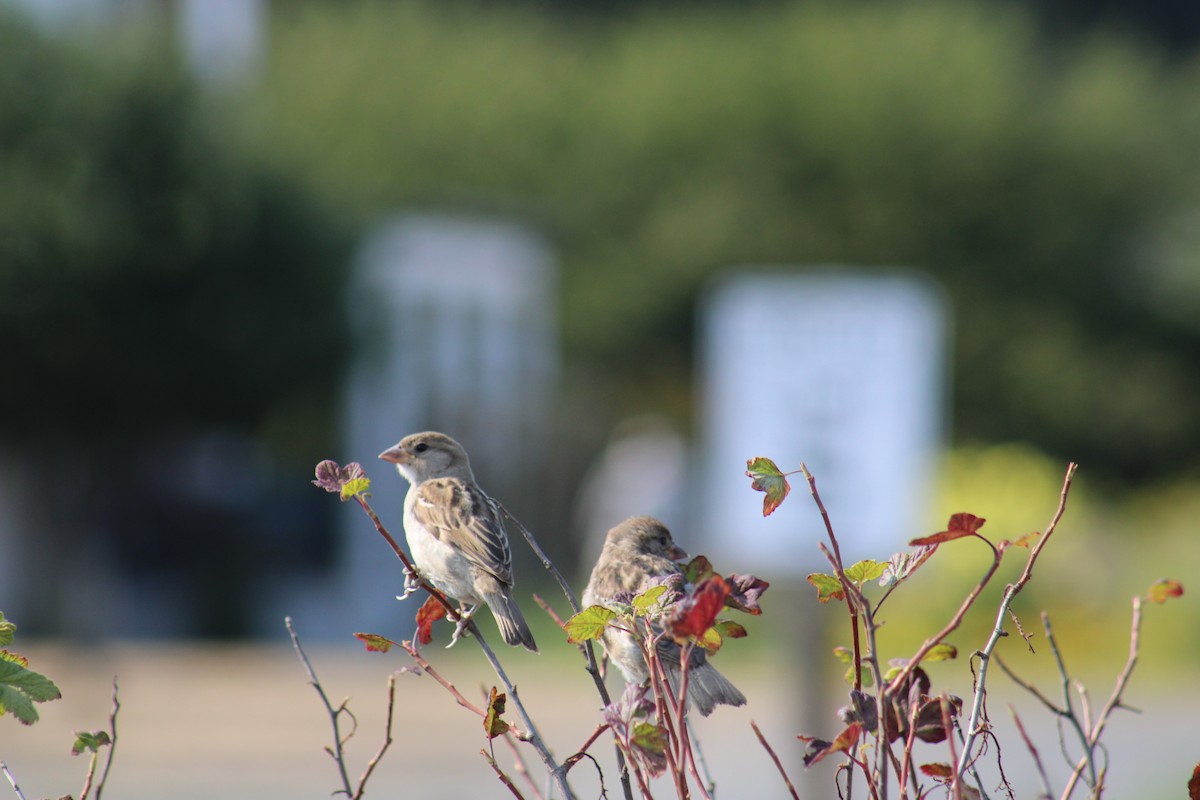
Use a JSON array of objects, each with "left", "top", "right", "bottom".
[{"left": 414, "top": 443, "right": 429, "bottom": 453}]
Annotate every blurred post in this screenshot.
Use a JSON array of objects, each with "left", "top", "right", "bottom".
[
  {"left": 696, "top": 268, "right": 947, "bottom": 788},
  {"left": 334, "top": 215, "right": 559, "bottom": 636}
]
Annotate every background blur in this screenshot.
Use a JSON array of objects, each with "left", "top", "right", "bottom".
[{"left": 1, "top": 0, "right": 1198, "bottom": 796}]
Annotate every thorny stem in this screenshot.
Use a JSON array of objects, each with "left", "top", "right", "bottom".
[
  {"left": 955, "top": 463, "right": 1078, "bottom": 782},
  {"left": 94, "top": 676, "right": 119, "bottom": 800}
]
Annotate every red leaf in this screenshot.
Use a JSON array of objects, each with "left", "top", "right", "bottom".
[
  {"left": 910, "top": 513, "right": 987, "bottom": 546},
  {"left": 800, "top": 723, "right": 862, "bottom": 767},
  {"left": 1188, "top": 762, "right": 1200, "bottom": 800},
  {"left": 416, "top": 595, "right": 449, "bottom": 646},
  {"left": 920, "top": 763, "right": 954, "bottom": 780},
  {"left": 724, "top": 573, "right": 770, "bottom": 615},
  {"left": 669, "top": 576, "right": 730, "bottom": 641}
]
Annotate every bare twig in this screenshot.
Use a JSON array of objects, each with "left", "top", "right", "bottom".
[
  {"left": 505, "top": 500, "right": 631, "bottom": 800},
  {"left": 354, "top": 672, "right": 398, "bottom": 799},
  {"left": 751, "top": 721, "right": 801, "bottom": 800},
  {"left": 1, "top": 762, "right": 27, "bottom": 800},
  {"left": 1060, "top": 596, "right": 1144, "bottom": 800},
  {"left": 483, "top": 747, "right": 529, "bottom": 799},
  {"left": 88, "top": 676, "right": 120, "bottom": 800},
  {"left": 1043, "top": 613, "right": 1095, "bottom": 790},
  {"left": 955, "top": 463, "right": 1078, "bottom": 780},
  {"left": 288, "top": 616, "right": 356, "bottom": 797},
  {"left": 1011, "top": 707, "right": 1054, "bottom": 799},
  {"left": 523, "top": 542, "right": 634, "bottom": 800},
  {"left": 502, "top": 729, "right": 545, "bottom": 800},
  {"left": 352, "top": 493, "right": 575, "bottom": 799}
]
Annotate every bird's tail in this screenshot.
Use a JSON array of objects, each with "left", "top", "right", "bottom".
[
  {"left": 665, "top": 662, "right": 746, "bottom": 717},
  {"left": 485, "top": 590, "right": 538, "bottom": 653}
]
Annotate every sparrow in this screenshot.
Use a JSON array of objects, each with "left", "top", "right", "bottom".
[
  {"left": 582, "top": 516, "right": 745, "bottom": 716},
  {"left": 379, "top": 431, "right": 537, "bottom": 652}
]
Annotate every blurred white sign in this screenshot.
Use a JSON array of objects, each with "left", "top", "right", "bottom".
[{"left": 697, "top": 269, "right": 946, "bottom": 574}]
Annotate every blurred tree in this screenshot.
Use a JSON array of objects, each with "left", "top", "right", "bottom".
[
  {"left": 0, "top": 12, "right": 348, "bottom": 637},
  {"left": 258, "top": 0, "right": 1200, "bottom": 485},
  {"left": 0, "top": 13, "right": 348, "bottom": 452}
]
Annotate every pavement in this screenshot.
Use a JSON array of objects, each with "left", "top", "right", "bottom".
[{"left": 1, "top": 640, "right": 1194, "bottom": 799}]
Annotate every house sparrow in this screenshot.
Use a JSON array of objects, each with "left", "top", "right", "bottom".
[
  {"left": 379, "top": 432, "right": 537, "bottom": 652},
  {"left": 583, "top": 516, "right": 745, "bottom": 716}
]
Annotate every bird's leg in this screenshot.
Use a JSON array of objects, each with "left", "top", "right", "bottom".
[{"left": 447, "top": 604, "right": 478, "bottom": 648}]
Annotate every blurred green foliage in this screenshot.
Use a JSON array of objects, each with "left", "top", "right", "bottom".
[
  {"left": 256, "top": 0, "right": 1200, "bottom": 482},
  {"left": 0, "top": 14, "right": 348, "bottom": 454}
]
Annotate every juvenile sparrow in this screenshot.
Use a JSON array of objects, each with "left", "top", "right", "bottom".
[
  {"left": 379, "top": 431, "right": 537, "bottom": 652},
  {"left": 583, "top": 516, "right": 745, "bottom": 716}
]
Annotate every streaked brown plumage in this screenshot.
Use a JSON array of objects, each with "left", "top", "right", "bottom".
[
  {"left": 380, "top": 432, "right": 537, "bottom": 652},
  {"left": 583, "top": 516, "right": 745, "bottom": 715}
]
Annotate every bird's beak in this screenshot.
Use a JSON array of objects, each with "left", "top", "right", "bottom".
[
  {"left": 379, "top": 445, "right": 406, "bottom": 464},
  {"left": 669, "top": 544, "right": 688, "bottom": 561}
]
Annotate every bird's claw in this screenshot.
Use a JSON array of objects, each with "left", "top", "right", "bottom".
[
  {"left": 396, "top": 569, "right": 422, "bottom": 601},
  {"left": 446, "top": 606, "right": 477, "bottom": 649}
]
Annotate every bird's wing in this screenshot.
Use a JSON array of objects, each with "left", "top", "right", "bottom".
[{"left": 412, "top": 477, "right": 513, "bottom": 584}]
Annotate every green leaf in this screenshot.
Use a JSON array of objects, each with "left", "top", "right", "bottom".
[
  {"left": 807, "top": 572, "right": 844, "bottom": 603},
  {"left": 483, "top": 687, "right": 510, "bottom": 740},
  {"left": 340, "top": 476, "right": 371, "bottom": 501},
  {"left": 924, "top": 643, "right": 958, "bottom": 662},
  {"left": 0, "top": 613, "right": 14, "bottom": 647},
  {"left": 745, "top": 456, "right": 791, "bottom": 516},
  {"left": 682, "top": 555, "right": 714, "bottom": 585},
  {"left": 353, "top": 632, "right": 397, "bottom": 653},
  {"left": 713, "top": 620, "right": 747, "bottom": 640},
  {"left": 844, "top": 560, "right": 887, "bottom": 586},
  {"left": 72, "top": 730, "right": 112, "bottom": 755},
  {"left": 564, "top": 605, "right": 618, "bottom": 644},
  {"left": 0, "top": 653, "right": 61, "bottom": 724},
  {"left": 631, "top": 721, "right": 668, "bottom": 754},
  {"left": 832, "top": 645, "right": 854, "bottom": 665},
  {"left": 1148, "top": 578, "right": 1184, "bottom": 604},
  {"left": 696, "top": 625, "right": 723, "bottom": 652},
  {"left": 631, "top": 585, "right": 668, "bottom": 614},
  {"left": 843, "top": 664, "right": 873, "bottom": 687}
]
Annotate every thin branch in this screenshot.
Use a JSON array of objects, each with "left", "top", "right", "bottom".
[
  {"left": 90, "top": 676, "right": 120, "bottom": 800},
  {"left": 399, "top": 640, "right": 495, "bottom": 723},
  {"left": 288, "top": 616, "right": 355, "bottom": 797},
  {"left": 1060, "top": 596, "right": 1144, "bottom": 800},
  {"left": 1043, "top": 612, "right": 1095, "bottom": 790},
  {"left": 994, "top": 654, "right": 1063, "bottom": 716},
  {"left": 564, "top": 723, "right": 613, "bottom": 772},
  {"left": 1, "top": 762, "right": 27, "bottom": 800},
  {"left": 354, "top": 672, "right": 398, "bottom": 799},
  {"left": 1011, "top": 707, "right": 1054, "bottom": 799},
  {"left": 353, "top": 493, "right": 575, "bottom": 800},
  {"left": 483, "top": 747, "right": 529, "bottom": 799},
  {"left": 954, "top": 463, "right": 1078, "bottom": 779},
  {"left": 502, "top": 728, "right": 545, "bottom": 800},
  {"left": 751, "top": 721, "right": 801, "bottom": 800}
]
